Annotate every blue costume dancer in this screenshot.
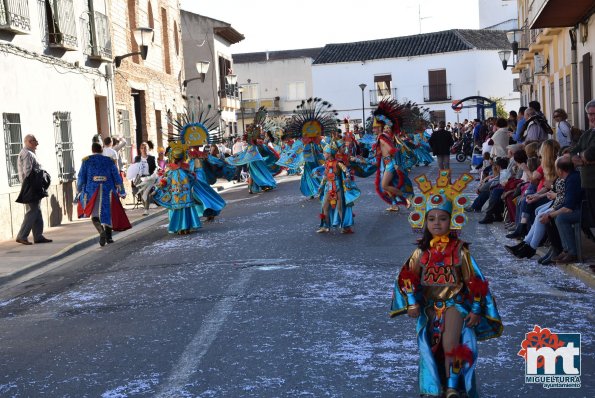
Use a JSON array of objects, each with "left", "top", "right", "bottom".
[
  {"left": 390, "top": 170, "right": 503, "bottom": 398},
  {"left": 315, "top": 142, "right": 360, "bottom": 233},
  {"left": 410, "top": 131, "right": 434, "bottom": 166},
  {"left": 227, "top": 107, "right": 277, "bottom": 194},
  {"left": 153, "top": 102, "right": 226, "bottom": 233},
  {"left": 372, "top": 99, "right": 425, "bottom": 212},
  {"left": 77, "top": 143, "right": 130, "bottom": 246}
]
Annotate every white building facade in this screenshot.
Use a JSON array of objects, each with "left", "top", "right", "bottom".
[
  {"left": 0, "top": 0, "right": 113, "bottom": 240},
  {"left": 232, "top": 49, "right": 322, "bottom": 129},
  {"left": 312, "top": 29, "right": 520, "bottom": 126}
]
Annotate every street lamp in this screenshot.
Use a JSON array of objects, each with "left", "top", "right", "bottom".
[
  {"left": 238, "top": 87, "right": 245, "bottom": 134},
  {"left": 506, "top": 29, "right": 528, "bottom": 56},
  {"left": 358, "top": 83, "right": 367, "bottom": 131},
  {"left": 225, "top": 73, "right": 238, "bottom": 98},
  {"left": 114, "top": 27, "right": 153, "bottom": 68},
  {"left": 498, "top": 50, "right": 512, "bottom": 70},
  {"left": 183, "top": 61, "right": 210, "bottom": 87}
]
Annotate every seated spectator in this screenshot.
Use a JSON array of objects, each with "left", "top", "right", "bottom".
[
  {"left": 507, "top": 140, "right": 560, "bottom": 239},
  {"left": 491, "top": 118, "right": 511, "bottom": 158},
  {"left": 542, "top": 155, "right": 584, "bottom": 263},
  {"left": 553, "top": 108, "right": 572, "bottom": 149},
  {"left": 569, "top": 99, "right": 595, "bottom": 234},
  {"left": 465, "top": 157, "right": 502, "bottom": 213},
  {"left": 478, "top": 157, "right": 510, "bottom": 224},
  {"left": 506, "top": 157, "right": 570, "bottom": 260}
]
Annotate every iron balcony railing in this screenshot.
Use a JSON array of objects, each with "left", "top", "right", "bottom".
[
  {"left": 47, "top": 0, "right": 78, "bottom": 50},
  {"left": 221, "top": 82, "right": 239, "bottom": 99},
  {"left": 241, "top": 97, "right": 281, "bottom": 113},
  {"left": 369, "top": 88, "right": 397, "bottom": 106},
  {"left": 88, "top": 10, "right": 111, "bottom": 59},
  {"left": 423, "top": 83, "right": 452, "bottom": 102},
  {"left": 0, "top": 0, "right": 31, "bottom": 33}
]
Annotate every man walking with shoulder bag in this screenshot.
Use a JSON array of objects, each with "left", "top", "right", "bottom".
[{"left": 15, "top": 134, "right": 52, "bottom": 245}]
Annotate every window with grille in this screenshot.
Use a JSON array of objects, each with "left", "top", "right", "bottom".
[
  {"left": 0, "top": 0, "right": 31, "bottom": 33},
  {"left": 81, "top": 0, "right": 111, "bottom": 59},
  {"left": 53, "top": 112, "right": 75, "bottom": 182},
  {"left": 44, "top": 0, "right": 78, "bottom": 49},
  {"left": 3, "top": 113, "right": 23, "bottom": 186},
  {"left": 119, "top": 109, "right": 132, "bottom": 167}
]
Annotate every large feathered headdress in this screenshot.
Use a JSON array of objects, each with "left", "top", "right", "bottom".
[
  {"left": 285, "top": 97, "right": 339, "bottom": 141},
  {"left": 409, "top": 170, "right": 474, "bottom": 231},
  {"left": 245, "top": 106, "right": 267, "bottom": 144},
  {"left": 168, "top": 100, "right": 222, "bottom": 161},
  {"left": 373, "top": 99, "right": 430, "bottom": 136}
]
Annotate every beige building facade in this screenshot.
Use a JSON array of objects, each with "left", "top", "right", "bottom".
[
  {"left": 510, "top": 0, "right": 594, "bottom": 129},
  {"left": 112, "top": 0, "right": 185, "bottom": 163}
]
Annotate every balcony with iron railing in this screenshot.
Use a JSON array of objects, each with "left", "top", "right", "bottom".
[
  {"left": 219, "top": 82, "right": 240, "bottom": 110},
  {"left": 0, "top": 0, "right": 31, "bottom": 33},
  {"left": 369, "top": 88, "right": 397, "bottom": 106},
  {"left": 241, "top": 98, "right": 281, "bottom": 113},
  {"left": 423, "top": 84, "right": 452, "bottom": 102}
]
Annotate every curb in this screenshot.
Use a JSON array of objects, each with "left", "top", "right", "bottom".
[
  {"left": 0, "top": 209, "right": 168, "bottom": 286},
  {"left": 530, "top": 247, "right": 594, "bottom": 289}
]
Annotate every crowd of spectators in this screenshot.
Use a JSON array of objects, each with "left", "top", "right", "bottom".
[{"left": 461, "top": 99, "right": 595, "bottom": 265}]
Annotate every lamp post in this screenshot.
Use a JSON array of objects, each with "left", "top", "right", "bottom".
[
  {"left": 114, "top": 27, "right": 153, "bottom": 67},
  {"left": 359, "top": 83, "right": 367, "bottom": 130}
]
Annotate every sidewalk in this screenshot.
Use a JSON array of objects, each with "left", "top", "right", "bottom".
[{"left": 0, "top": 178, "right": 244, "bottom": 285}]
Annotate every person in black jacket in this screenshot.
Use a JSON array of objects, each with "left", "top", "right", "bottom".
[
  {"left": 133, "top": 142, "right": 157, "bottom": 215},
  {"left": 428, "top": 121, "right": 454, "bottom": 170},
  {"left": 15, "top": 134, "right": 52, "bottom": 245}
]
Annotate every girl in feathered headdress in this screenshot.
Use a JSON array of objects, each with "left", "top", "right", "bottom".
[
  {"left": 390, "top": 170, "right": 503, "bottom": 398},
  {"left": 315, "top": 139, "right": 360, "bottom": 233},
  {"left": 283, "top": 98, "right": 338, "bottom": 198}
]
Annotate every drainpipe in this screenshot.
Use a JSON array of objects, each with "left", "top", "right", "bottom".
[{"left": 569, "top": 28, "right": 579, "bottom": 125}]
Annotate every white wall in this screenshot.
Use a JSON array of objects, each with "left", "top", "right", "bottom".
[
  {"left": 234, "top": 57, "right": 315, "bottom": 112},
  {"left": 479, "top": 0, "right": 518, "bottom": 29},
  {"left": 312, "top": 49, "right": 520, "bottom": 124}
]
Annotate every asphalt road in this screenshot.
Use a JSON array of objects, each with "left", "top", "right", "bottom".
[{"left": 0, "top": 162, "right": 593, "bottom": 397}]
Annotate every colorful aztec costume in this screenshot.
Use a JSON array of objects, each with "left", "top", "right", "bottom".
[
  {"left": 390, "top": 170, "right": 503, "bottom": 398},
  {"left": 151, "top": 105, "right": 226, "bottom": 234},
  {"left": 315, "top": 140, "right": 360, "bottom": 233},
  {"left": 371, "top": 99, "right": 419, "bottom": 212},
  {"left": 77, "top": 145, "right": 131, "bottom": 246},
  {"left": 227, "top": 107, "right": 277, "bottom": 194},
  {"left": 410, "top": 130, "right": 435, "bottom": 166},
  {"left": 283, "top": 98, "right": 338, "bottom": 198}
]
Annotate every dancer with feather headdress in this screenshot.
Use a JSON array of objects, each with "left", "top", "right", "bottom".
[
  {"left": 283, "top": 98, "right": 337, "bottom": 198},
  {"left": 370, "top": 99, "right": 419, "bottom": 212},
  {"left": 151, "top": 103, "right": 226, "bottom": 234},
  {"left": 226, "top": 107, "right": 277, "bottom": 194}
]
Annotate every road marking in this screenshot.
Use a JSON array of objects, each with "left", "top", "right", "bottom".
[{"left": 154, "top": 270, "right": 252, "bottom": 397}]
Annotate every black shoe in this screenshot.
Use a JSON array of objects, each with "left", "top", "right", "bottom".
[
  {"left": 34, "top": 236, "right": 53, "bottom": 243},
  {"left": 506, "top": 224, "right": 527, "bottom": 239},
  {"left": 516, "top": 244, "right": 536, "bottom": 259},
  {"left": 505, "top": 241, "right": 526, "bottom": 255},
  {"left": 478, "top": 216, "right": 494, "bottom": 224},
  {"left": 538, "top": 247, "right": 559, "bottom": 265},
  {"left": 99, "top": 233, "right": 106, "bottom": 247}
]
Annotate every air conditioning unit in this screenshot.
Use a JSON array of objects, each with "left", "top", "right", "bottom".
[
  {"left": 513, "top": 78, "right": 521, "bottom": 92},
  {"left": 534, "top": 54, "right": 546, "bottom": 75},
  {"left": 520, "top": 69, "right": 533, "bottom": 85}
]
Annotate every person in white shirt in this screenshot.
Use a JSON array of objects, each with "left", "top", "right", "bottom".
[
  {"left": 553, "top": 108, "right": 572, "bottom": 148},
  {"left": 102, "top": 136, "right": 127, "bottom": 170}
]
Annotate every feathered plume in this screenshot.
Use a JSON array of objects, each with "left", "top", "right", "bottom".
[
  {"left": 373, "top": 99, "right": 431, "bottom": 136},
  {"left": 285, "top": 97, "right": 339, "bottom": 139},
  {"left": 245, "top": 106, "right": 268, "bottom": 144},
  {"left": 168, "top": 98, "right": 222, "bottom": 145}
]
